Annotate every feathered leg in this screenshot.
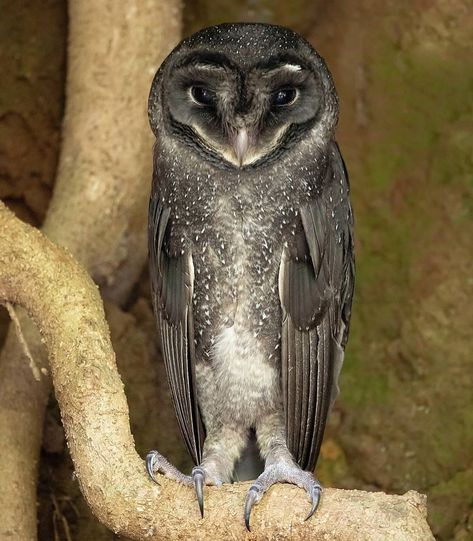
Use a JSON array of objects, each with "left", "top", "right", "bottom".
[
  {"left": 244, "top": 412, "right": 321, "bottom": 531},
  {"left": 147, "top": 424, "right": 247, "bottom": 517}
]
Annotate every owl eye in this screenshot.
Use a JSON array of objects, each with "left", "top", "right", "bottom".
[
  {"left": 271, "top": 88, "right": 298, "bottom": 107},
  {"left": 190, "top": 86, "right": 216, "bottom": 107}
]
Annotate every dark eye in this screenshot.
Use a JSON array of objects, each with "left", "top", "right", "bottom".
[
  {"left": 271, "top": 87, "right": 297, "bottom": 107},
  {"left": 190, "top": 86, "right": 216, "bottom": 107}
]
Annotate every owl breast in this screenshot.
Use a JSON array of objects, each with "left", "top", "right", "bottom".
[{"left": 192, "top": 187, "right": 290, "bottom": 426}]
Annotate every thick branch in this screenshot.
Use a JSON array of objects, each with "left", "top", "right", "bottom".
[
  {"left": 0, "top": 202, "right": 434, "bottom": 541},
  {"left": 0, "top": 2, "right": 182, "bottom": 538},
  {"left": 43, "top": 0, "right": 182, "bottom": 298}
]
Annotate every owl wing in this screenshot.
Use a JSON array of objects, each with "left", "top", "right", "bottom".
[
  {"left": 279, "top": 142, "right": 355, "bottom": 471},
  {"left": 149, "top": 193, "right": 204, "bottom": 465}
]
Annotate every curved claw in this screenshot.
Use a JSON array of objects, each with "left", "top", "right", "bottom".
[
  {"left": 146, "top": 451, "right": 160, "bottom": 485},
  {"left": 305, "top": 485, "right": 322, "bottom": 521},
  {"left": 244, "top": 486, "right": 260, "bottom": 532},
  {"left": 192, "top": 467, "right": 205, "bottom": 518}
]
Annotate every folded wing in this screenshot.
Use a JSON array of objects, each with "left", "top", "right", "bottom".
[
  {"left": 279, "top": 142, "right": 355, "bottom": 471},
  {"left": 149, "top": 194, "right": 204, "bottom": 464}
]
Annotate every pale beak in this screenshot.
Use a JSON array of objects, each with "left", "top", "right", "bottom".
[{"left": 233, "top": 128, "right": 250, "bottom": 166}]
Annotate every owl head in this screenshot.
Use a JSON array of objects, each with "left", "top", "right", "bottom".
[{"left": 149, "top": 23, "right": 338, "bottom": 169}]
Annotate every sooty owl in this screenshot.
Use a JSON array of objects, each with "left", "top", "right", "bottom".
[{"left": 146, "top": 23, "right": 354, "bottom": 529}]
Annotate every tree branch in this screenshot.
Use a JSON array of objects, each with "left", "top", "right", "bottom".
[
  {"left": 0, "top": 202, "right": 434, "bottom": 540},
  {"left": 42, "top": 0, "right": 182, "bottom": 298},
  {"left": 0, "top": 2, "right": 182, "bottom": 538}
]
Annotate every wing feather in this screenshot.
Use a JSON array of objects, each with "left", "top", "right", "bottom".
[
  {"left": 279, "top": 142, "right": 355, "bottom": 471},
  {"left": 149, "top": 194, "right": 204, "bottom": 464}
]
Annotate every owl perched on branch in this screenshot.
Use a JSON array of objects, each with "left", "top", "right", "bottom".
[{"left": 146, "top": 23, "right": 354, "bottom": 530}]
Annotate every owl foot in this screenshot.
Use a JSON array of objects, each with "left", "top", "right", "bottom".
[
  {"left": 146, "top": 450, "right": 193, "bottom": 484},
  {"left": 191, "top": 464, "right": 226, "bottom": 517},
  {"left": 243, "top": 460, "right": 321, "bottom": 531},
  {"left": 146, "top": 450, "right": 223, "bottom": 518}
]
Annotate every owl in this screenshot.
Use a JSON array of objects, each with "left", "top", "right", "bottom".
[{"left": 146, "top": 23, "right": 354, "bottom": 530}]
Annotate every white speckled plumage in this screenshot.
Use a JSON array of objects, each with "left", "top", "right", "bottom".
[{"left": 146, "top": 23, "right": 355, "bottom": 525}]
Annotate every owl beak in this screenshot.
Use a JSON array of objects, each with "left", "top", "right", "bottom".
[{"left": 233, "top": 128, "right": 250, "bottom": 166}]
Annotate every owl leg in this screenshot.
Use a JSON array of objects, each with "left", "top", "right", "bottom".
[
  {"left": 146, "top": 424, "right": 247, "bottom": 518},
  {"left": 192, "top": 424, "right": 248, "bottom": 516},
  {"left": 244, "top": 413, "right": 322, "bottom": 531}
]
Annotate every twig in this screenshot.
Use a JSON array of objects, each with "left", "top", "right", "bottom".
[
  {"left": 3, "top": 302, "right": 41, "bottom": 381},
  {"left": 51, "top": 492, "right": 73, "bottom": 541}
]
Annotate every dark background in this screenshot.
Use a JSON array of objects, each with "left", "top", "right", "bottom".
[{"left": 0, "top": 1, "right": 472, "bottom": 539}]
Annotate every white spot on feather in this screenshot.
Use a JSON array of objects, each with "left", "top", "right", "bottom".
[{"left": 282, "top": 63, "right": 302, "bottom": 72}]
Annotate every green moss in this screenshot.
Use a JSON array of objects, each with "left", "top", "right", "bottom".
[
  {"left": 317, "top": 440, "right": 352, "bottom": 487},
  {"left": 341, "top": 316, "right": 392, "bottom": 410},
  {"left": 333, "top": 11, "right": 473, "bottom": 539},
  {"left": 429, "top": 468, "right": 473, "bottom": 539},
  {"left": 344, "top": 18, "right": 473, "bottom": 380}
]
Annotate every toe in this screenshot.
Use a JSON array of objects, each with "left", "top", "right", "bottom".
[
  {"left": 241, "top": 460, "right": 323, "bottom": 530},
  {"left": 146, "top": 450, "right": 160, "bottom": 484},
  {"left": 244, "top": 486, "right": 261, "bottom": 532},
  {"left": 145, "top": 450, "right": 193, "bottom": 485},
  {"left": 305, "top": 483, "right": 322, "bottom": 521},
  {"left": 192, "top": 467, "right": 205, "bottom": 518}
]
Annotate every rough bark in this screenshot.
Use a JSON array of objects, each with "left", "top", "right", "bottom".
[
  {"left": 44, "top": 0, "right": 182, "bottom": 298},
  {"left": 0, "top": 201, "right": 434, "bottom": 540},
  {"left": 0, "top": 1, "right": 182, "bottom": 539}
]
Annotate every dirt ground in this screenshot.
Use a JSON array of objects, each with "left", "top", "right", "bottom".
[{"left": 0, "top": 1, "right": 472, "bottom": 539}]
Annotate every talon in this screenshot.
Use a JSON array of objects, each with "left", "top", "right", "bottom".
[
  {"left": 244, "top": 486, "right": 260, "bottom": 532},
  {"left": 192, "top": 467, "right": 205, "bottom": 518},
  {"left": 146, "top": 451, "right": 160, "bottom": 485},
  {"left": 305, "top": 485, "right": 322, "bottom": 521}
]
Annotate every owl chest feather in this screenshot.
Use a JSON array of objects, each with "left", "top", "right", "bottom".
[
  {"left": 191, "top": 186, "right": 290, "bottom": 425},
  {"left": 192, "top": 185, "right": 284, "bottom": 335},
  {"left": 164, "top": 155, "right": 326, "bottom": 425}
]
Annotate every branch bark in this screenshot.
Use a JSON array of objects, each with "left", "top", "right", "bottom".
[
  {"left": 0, "top": 1, "right": 182, "bottom": 538},
  {"left": 42, "top": 0, "right": 181, "bottom": 298},
  {"left": 0, "top": 202, "right": 434, "bottom": 540}
]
